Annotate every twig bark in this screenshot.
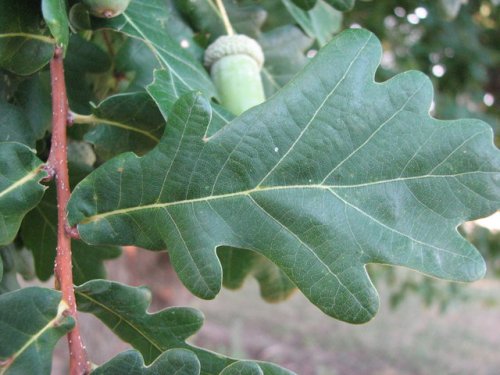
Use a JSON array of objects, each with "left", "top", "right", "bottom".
[{"left": 49, "top": 46, "right": 90, "bottom": 375}]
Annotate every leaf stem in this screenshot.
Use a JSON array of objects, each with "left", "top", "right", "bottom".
[
  {"left": 214, "top": 0, "right": 234, "bottom": 36},
  {"left": 70, "top": 112, "right": 161, "bottom": 142},
  {"left": 48, "top": 46, "right": 90, "bottom": 375}
]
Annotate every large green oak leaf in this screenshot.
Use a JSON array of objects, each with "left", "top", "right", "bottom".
[
  {"left": 0, "top": 287, "right": 74, "bottom": 375},
  {"left": 68, "top": 29, "right": 500, "bottom": 323},
  {"left": 0, "top": 143, "right": 47, "bottom": 246},
  {"left": 75, "top": 280, "right": 294, "bottom": 375}
]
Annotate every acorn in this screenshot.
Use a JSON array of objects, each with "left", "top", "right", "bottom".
[
  {"left": 204, "top": 34, "right": 266, "bottom": 115},
  {"left": 82, "top": 0, "right": 131, "bottom": 18}
]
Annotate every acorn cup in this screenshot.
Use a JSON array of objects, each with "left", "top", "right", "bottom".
[{"left": 204, "top": 34, "right": 266, "bottom": 115}]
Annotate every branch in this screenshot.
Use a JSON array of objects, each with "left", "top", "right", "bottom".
[{"left": 48, "top": 46, "right": 91, "bottom": 375}]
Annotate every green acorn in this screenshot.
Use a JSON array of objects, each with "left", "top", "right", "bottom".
[
  {"left": 82, "top": 0, "right": 131, "bottom": 18},
  {"left": 204, "top": 34, "right": 266, "bottom": 115}
]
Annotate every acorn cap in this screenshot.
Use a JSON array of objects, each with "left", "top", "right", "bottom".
[{"left": 204, "top": 34, "right": 265, "bottom": 69}]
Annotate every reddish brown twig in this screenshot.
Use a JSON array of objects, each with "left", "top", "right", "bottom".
[{"left": 49, "top": 46, "right": 90, "bottom": 375}]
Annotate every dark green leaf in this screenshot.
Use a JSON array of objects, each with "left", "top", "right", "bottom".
[
  {"left": 75, "top": 280, "right": 231, "bottom": 372},
  {"left": 257, "top": 1, "right": 295, "bottom": 31},
  {"left": 64, "top": 34, "right": 112, "bottom": 115},
  {"left": 13, "top": 72, "right": 52, "bottom": 141},
  {"left": 0, "top": 0, "right": 55, "bottom": 75},
  {"left": 79, "top": 92, "right": 165, "bottom": 159},
  {"left": 163, "top": 0, "right": 205, "bottom": 61},
  {"left": 259, "top": 25, "right": 313, "bottom": 96},
  {"left": 323, "top": 0, "right": 354, "bottom": 12},
  {"left": 75, "top": 280, "right": 294, "bottom": 374},
  {"left": 92, "top": 0, "right": 216, "bottom": 99},
  {"left": 282, "top": 0, "right": 342, "bottom": 46},
  {"left": 174, "top": 0, "right": 225, "bottom": 42},
  {"left": 221, "top": 361, "right": 293, "bottom": 375},
  {"left": 0, "top": 246, "right": 18, "bottom": 294},
  {"left": 0, "top": 245, "right": 36, "bottom": 295},
  {"left": 93, "top": 349, "right": 201, "bottom": 375},
  {"left": 0, "top": 287, "right": 74, "bottom": 375},
  {"left": 114, "top": 38, "right": 159, "bottom": 92},
  {"left": 225, "top": 1, "right": 267, "bottom": 39},
  {"left": 290, "top": 0, "right": 317, "bottom": 11},
  {"left": 68, "top": 3, "right": 92, "bottom": 32},
  {"left": 20, "top": 164, "right": 120, "bottom": 285},
  {"left": 147, "top": 68, "right": 295, "bottom": 301},
  {"left": 175, "top": 1, "right": 268, "bottom": 42},
  {"left": 0, "top": 143, "right": 47, "bottom": 246},
  {"left": 41, "top": 0, "right": 69, "bottom": 49},
  {"left": 218, "top": 248, "right": 296, "bottom": 302},
  {"left": 147, "top": 69, "right": 233, "bottom": 135},
  {"left": 0, "top": 102, "right": 36, "bottom": 147},
  {"left": 68, "top": 29, "right": 499, "bottom": 323}
]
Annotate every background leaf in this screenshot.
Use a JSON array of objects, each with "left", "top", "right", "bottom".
[
  {"left": 64, "top": 34, "right": 112, "bottom": 115},
  {"left": 76, "top": 280, "right": 293, "bottom": 374},
  {"left": 0, "top": 245, "right": 35, "bottom": 295},
  {"left": 0, "top": 0, "right": 55, "bottom": 75},
  {"left": 93, "top": 349, "right": 201, "bottom": 375},
  {"left": 0, "top": 142, "right": 47, "bottom": 246},
  {"left": 221, "top": 361, "right": 295, "bottom": 375},
  {"left": 114, "top": 38, "right": 159, "bottom": 92},
  {"left": 218, "top": 248, "right": 296, "bottom": 302},
  {"left": 282, "top": 0, "right": 342, "bottom": 46},
  {"left": 91, "top": 0, "right": 216, "bottom": 99},
  {"left": 259, "top": 25, "right": 313, "bottom": 96},
  {"left": 80, "top": 92, "right": 165, "bottom": 159},
  {"left": 0, "top": 102, "right": 36, "bottom": 147},
  {"left": 12, "top": 72, "right": 52, "bottom": 142},
  {"left": 41, "top": 0, "right": 69, "bottom": 49},
  {"left": 324, "top": 0, "right": 354, "bottom": 12},
  {"left": 69, "top": 29, "right": 499, "bottom": 323},
  {"left": 290, "top": 0, "right": 317, "bottom": 11},
  {"left": 0, "top": 287, "right": 74, "bottom": 375},
  {"left": 20, "top": 164, "right": 120, "bottom": 285}
]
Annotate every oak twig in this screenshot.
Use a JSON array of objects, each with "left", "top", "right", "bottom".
[{"left": 48, "top": 46, "right": 90, "bottom": 375}]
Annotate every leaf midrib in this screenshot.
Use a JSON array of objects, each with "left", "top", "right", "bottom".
[
  {"left": 75, "top": 291, "right": 166, "bottom": 354},
  {"left": 0, "top": 165, "right": 44, "bottom": 199},
  {"left": 80, "top": 170, "right": 490, "bottom": 224},
  {"left": 0, "top": 33, "right": 55, "bottom": 44},
  {"left": 80, "top": 114, "right": 160, "bottom": 142},
  {"left": 0, "top": 301, "right": 68, "bottom": 375}
]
